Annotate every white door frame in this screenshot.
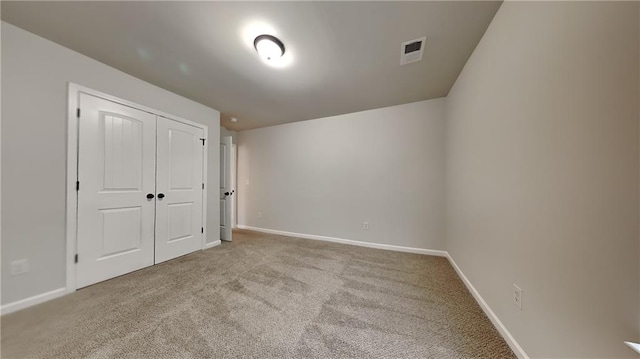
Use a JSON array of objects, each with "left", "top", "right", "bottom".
[{"left": 65, "top": 83, "right": 209, "bottom": 294}]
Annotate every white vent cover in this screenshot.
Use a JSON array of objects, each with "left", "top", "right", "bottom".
[{"left": 400, "top": 36, "right": 426, "bottom": 65}]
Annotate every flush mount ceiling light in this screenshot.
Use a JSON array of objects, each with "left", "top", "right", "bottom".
[{"left": 254, "top": 34, "right": 285, "bottom": 61}]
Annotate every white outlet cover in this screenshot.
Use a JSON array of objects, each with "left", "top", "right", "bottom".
[
  {"left": 11, "top": 259, "right": 29, "bottom": 276},
  {"left": 513, "top": 284, "right": 523, "bottom": 310}
]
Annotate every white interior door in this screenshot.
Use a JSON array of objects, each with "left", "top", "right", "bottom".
[
  {"left": 77, "top": 94, "right": 156, "bottom": 288},
  {"left": 155, "top": 117, "right": 204, "bottom": 263},
  {"left": 220, "top": 136, "right": 233, "bottom": 241},
  {"left": 231, "top": 143, "right": 237, "bottom": 229}
]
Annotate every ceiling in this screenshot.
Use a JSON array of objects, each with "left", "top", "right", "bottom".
[{"left": 1, "top": 1, "right": 501, "bottom": 131}]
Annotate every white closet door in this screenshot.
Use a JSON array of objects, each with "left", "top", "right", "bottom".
[
  {"left": 155, "top": 117, "right": 204, "bottom": 263},
  {"left": 77, "top": 94, "right": 156, "bottom": 288}
]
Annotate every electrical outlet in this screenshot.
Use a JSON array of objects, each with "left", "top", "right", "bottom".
[
  {"left": 363, "top": 222, "right": 369, "bottom": 230},
  {"left": 258, "top": 211, "right": 262, "bottom": 218},
  {"left": 513, "top": 284, "right": 523, "bottom": 310},
  {"left": 11, "top": 259, "right": 29, "bottom": 276}
]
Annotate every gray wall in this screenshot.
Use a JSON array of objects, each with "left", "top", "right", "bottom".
[
  {"left": 220, "top": 126, "right": 237, "bottom": 144},
  {"left": 3, "top": 3, "right": 640, "bottom": 357},
  {"left": 238, "top": 98, "right": 446, "bottom": 250},
  {"left": 1, "top": 22, "right": 220, "bottom": 305},
  {"left": 445, "top": 2, "right": 639, "bottom": 358}
]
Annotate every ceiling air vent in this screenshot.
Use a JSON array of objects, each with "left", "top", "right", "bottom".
[{"left": 400, "top": 36, "right": 426, "bottom": 65}]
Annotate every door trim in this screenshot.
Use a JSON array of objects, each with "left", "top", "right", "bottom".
[{"left": 65, "top": 83, "right": 208, "bottom": 294}]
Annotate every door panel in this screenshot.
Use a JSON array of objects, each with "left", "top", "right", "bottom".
[
  {"left": 169, "top": 129, "right": 195, "bottom": 189},
  {"left": 220, "top": 136, "right": 233, "bottom": 241},
  {"left": 77, "top": 94, "right": 156, "bottom": 288},
  {"left": 102, "top": 114, "right": 143, "bottom": 189},
  {"left": 167, "top": 202, "right": 193, "bottom": 242},
  {"left": 155, "top": 117, "right": 204, "bottom": 263},
  {"left": 99, "top": 206, "right": 142, "bottom": 258}
]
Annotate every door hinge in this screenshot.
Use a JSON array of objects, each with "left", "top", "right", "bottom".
[
  {"left": 202, "top": 183, "right": 205, "bottom": 189},
  {"left": 76, "top": 181, "right": 80, "bottom": 191},
  {"left": 201, "top": 227, "right": 204, "bottom": 234},
  {"left": 200, "top": 138, "right": 206, "bottom": 145},
  {"left": 74, "top": 254, "right": 78, "bottom": 263},
  {"left": 77, "top": 108, "right": 81, "bottom": 118}
]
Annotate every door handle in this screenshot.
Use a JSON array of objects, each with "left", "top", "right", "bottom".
[
  {"left": 157, "top": 193, "right": 165, "bottom": 199},
  {"left": 224, "top": 192, "right": 230, "bottom": 196},
  {"left": 146, "top": 193, "right": 154, "bottom": 199}
]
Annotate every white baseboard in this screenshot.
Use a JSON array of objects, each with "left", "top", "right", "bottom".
[
  {"left": 236, "top": 226, "right": 526, "bottom": 358},
  {"left": 3, "top": 241, "right": 223, "bottom": 316},
  {"left": 236, "top": 225, "right": 447, "bottom": 257},
  {"left": 624, "top": 342, "right": 640, "bottom": 355},
  {"left": 1, "top": 287, "right": 67, "bottom": 316},
  {"left": 204, "top": 239, "right": 222, "bottom": 249},
  {"left": 446, "top": 254, "right": 529, "bottom": 359},
  {"left": 0, "top": 231, "right": 527, "bottom": 359}
]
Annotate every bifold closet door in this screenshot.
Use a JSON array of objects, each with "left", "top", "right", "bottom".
[
  {"left": 77, "top": 94, "right": 156, "bottom": 288},
  {"left": 154, "top": 117, "right": 204, "bottom": 263}
]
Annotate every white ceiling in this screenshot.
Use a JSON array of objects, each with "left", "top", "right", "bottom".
[{"left": 1, "top": 1, "right": 501, "bottom": 131}]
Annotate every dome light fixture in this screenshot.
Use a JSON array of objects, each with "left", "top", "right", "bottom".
[{"left": 254, "top": 34, "right": 285, "bottom": 61}]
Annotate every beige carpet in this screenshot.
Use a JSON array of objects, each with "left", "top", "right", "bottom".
[{"left": 1, "top": 230, "right": 516, "bottom": 358}]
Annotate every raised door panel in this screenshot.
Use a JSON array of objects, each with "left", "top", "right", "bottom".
[
  {"left": 102, "top": 114, "right": 143, "bottom": 190},
  {"left": 167, "top": 202, "right": 193, "bottom": 243},
  {"left": 99, "top": 207, "right": 142, "bottom": 258}
]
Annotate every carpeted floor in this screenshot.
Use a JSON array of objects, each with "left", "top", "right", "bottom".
[{"left": 1, "top": 229, "right": 515, "bottom": 358}]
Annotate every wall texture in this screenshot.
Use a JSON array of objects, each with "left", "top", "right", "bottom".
[
  {"left": 238, "top": 99, "right": 446, "bottom": 251},
  {"left": 1, "top": 22, "right": 220, "bottom": 306},
  {"left": 445, "top": 2, "right": 639, "bottom": 358}
]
